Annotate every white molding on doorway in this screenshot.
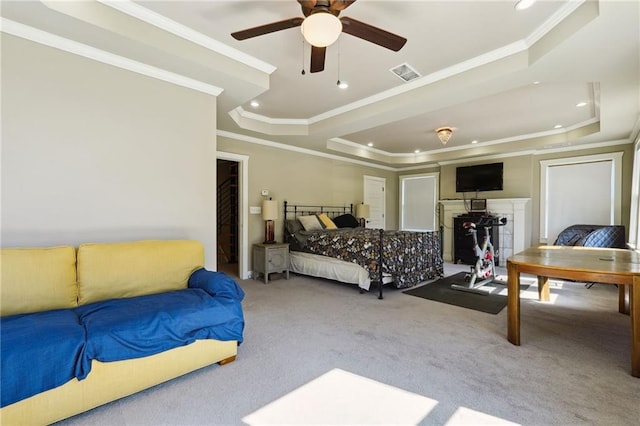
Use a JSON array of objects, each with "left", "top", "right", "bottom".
[{"left": 217, "top": 151, "right": 250, "bottom": 279}]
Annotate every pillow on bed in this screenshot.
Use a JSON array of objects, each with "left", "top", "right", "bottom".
[
  {"left": 298, "top": 215, "right": 323, "bottom": 231},
  {"left": 333, "top": 213, "right": 359, "bottom": 228},
  {"left": 316, "top": 213, "right": 338, "bottom": 229},
  {"left": 285, "top": 219, "right": 303, "bottom": 235}
]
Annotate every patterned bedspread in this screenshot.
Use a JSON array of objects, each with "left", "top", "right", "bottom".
[{"left": 299, "top": 228, "right": 443, "bottom": 288}]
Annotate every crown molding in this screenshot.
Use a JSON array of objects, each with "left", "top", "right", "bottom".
[
  {"left": 525, "top": 0, "right": 587, "bottom": 47},
  {"left": 97, "top": 0, "right": 276, "bottom": 74},
  {"left": 1, "top": 18, "right": 224, "bottom": 97},
  {"left": 327, "top": 118, "right": 602, "bottom": 164},
  {"left": 225, "top": 3, "right": 586, "bottom": 132},
  {"left": 216, "top": 130, "right": 397, "bottom": 171}
]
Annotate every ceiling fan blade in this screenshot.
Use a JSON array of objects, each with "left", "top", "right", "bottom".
[
  {"left": 310, "top": 46, "right": 326, "bottom": 73},
  {"left": 340, "top": 16, "right": 407, "bottom": 51},
  {"left": 329, "top": 0, "right": 357, "bottom": 12},
  {"left": 297, "top": 0, "right": 316, "bottom": 16},
  {"left": 231, "top": 17, "right": 304, "bottom": 40}
]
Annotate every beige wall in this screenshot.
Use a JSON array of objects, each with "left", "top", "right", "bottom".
[
  {"left": 2, "top": 33, "right": 635, "bottom": 273},
  {"left": 438, "top": 155, "right": 535, "bottom": 200},
  {"left": 1, "top": 34, "right": 219, "bottom": 267},
  {"left": 217, "top": 136, "right": 397, "bottom": 247},
  {"left": 401, "top": 143, "right": 634, "bottom": 248}
]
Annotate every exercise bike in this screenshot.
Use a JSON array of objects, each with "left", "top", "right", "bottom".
[{"left": 451, "top": 216, "right": 507, "bottom": 295}]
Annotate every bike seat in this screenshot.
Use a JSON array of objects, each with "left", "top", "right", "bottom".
[{"left": 463, "top": 222, "right": 476, "bottom": 229}]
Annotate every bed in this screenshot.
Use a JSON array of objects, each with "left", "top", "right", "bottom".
[{"left": 283, "top": 202, "right": 444, "bottom": 298}]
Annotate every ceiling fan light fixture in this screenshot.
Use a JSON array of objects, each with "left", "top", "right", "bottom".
[
  {"left": 301, "top": 11, "right": 342, "bottom": 47},
  {"left": 436, "top": 127, "right": 453, "bottom": 145}
]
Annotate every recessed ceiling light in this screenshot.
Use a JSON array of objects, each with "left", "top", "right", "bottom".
[
  {"left": 515, "top": 0, "right": 536, "bottom": 11},
  {"left": 533, "top": 81, "right": 541, "bottom": 85},
  {"left": 414, "top": 149, "right": 420, "bottom": 154},
  {"left": 554, "top": 124, "right": 563, "bottom": 129},
  {"left": 471, "top": 140, "right": 478, "bottom": 144},
  {"left": 367, "top": 142, "right": 373, "bottom": 147},
  {"left": 576, "top": 101, "right": 588, "bottom": 107},
  {"left": 250, "top": 100, "right": 260, "bottom": 108}
]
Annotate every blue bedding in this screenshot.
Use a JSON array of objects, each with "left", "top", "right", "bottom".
[
  {"left": 1, "top": 269, "right": 245, "bottom": 407},
  {"left": 1, "top": 309, "right": 85, "bottom": 407}
]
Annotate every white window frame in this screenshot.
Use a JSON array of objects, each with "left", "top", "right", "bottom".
[
  {"left": 399, "top": 172, "right": 440, "bottom": 231},
  {"left": 539, "top": 152, "right": 623, "bottom": 243}
]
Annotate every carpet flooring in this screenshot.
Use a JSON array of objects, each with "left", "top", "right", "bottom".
[
  {"left": 55, "top": 263, "right": 640, "bottom": 425},
  {"left": 403, "top": 272, "right": 529, "bottom": 314}
]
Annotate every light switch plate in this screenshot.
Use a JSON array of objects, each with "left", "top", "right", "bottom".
[
  {"left": 261, "top": 189, "right": 269, "bottom": 196},
  {"left": 250, "top": 206, "right": 262, "bottom": 214}
]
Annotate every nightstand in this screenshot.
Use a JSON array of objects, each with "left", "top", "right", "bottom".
[{"left": 252, "top": 243, "right": 289, "bottom": 284}]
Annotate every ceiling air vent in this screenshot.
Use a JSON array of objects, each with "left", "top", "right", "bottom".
[{"left": 390, "top": 63, "right": 420, "bottom": 82}]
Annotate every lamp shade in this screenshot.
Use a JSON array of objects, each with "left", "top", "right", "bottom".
[
  {"left": 355, "top": 203, "right": 370, "bottom": 219},
  {"left": 301, "top": 12, "right": 342, "bottom": 47},
  {"left": 262, "top": 199, "right": 278, "bottom": 221}
]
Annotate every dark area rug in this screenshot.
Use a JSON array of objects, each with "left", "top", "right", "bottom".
[{"left": 403, "top": 272, "right": 530, "bottom": 314}]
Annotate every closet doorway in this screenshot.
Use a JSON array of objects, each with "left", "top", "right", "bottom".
[{"left": 216, "top": 152, "right": 249, "bottom": 280}]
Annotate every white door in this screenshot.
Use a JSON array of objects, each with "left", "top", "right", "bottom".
[{"left": 364, "top": 176, "right": 385, "bottom": 229}]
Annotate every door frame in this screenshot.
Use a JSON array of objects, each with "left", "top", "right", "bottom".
[{"left": 216, "top": 151, "right": 250, "bottom": 279}]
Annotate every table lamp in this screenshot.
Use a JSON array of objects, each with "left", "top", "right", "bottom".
[
  {"left": 356, "top": 203, "right": 370, "bottom": 228},
  {"left": 262, "top": 198, "right": 278, "bottom": 244}
]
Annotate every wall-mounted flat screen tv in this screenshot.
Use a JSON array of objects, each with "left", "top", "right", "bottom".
[{"left": 456, "top": 162, "right": 503, "bottom": 192}]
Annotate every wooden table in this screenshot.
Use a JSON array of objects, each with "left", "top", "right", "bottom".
[{"left": 506, "top": 246, "right": 640, "bottom": 377}]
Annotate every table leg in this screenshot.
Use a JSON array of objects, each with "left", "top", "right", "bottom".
[
  {"left": 619, "top": 284, "right": 630, "bottom": 315},
  {"left": 507, "top": 261, "right": 520, "bottom": 345},
  {"left": 632, "top": 278, "right": 639, "bottom": 377},
  {"left": 538, "top": 276, "right": 550, "bottom": 302}
]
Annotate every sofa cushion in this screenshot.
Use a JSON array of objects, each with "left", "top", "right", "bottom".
[
  {"left": 77, "top": 240, "right": 204, "bottom": 305},
  {"left": 0, "top": 246, "right": 77, "bottom": 316}
]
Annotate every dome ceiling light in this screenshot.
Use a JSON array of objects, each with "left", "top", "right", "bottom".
[{"left": 301, "top": 11, "right": 342, "bottom": 47}]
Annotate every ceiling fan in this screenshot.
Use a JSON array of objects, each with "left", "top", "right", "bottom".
[{"left": 231, "top": 0, "right": 407, "bottom": 73}]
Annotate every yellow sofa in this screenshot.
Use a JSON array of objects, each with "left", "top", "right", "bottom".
[{"left": 0, "top": 240, "right": 240, "bottom": 425}]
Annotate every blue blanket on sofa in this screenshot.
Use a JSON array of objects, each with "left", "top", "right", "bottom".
[
  {"left": 1, "top": 269, "right": 244, "bottom": 407},
  {"left": 74, "top": 287, "right": 244, "bottom": 378},
  {"left": 0, "top": 309, "right": 85, "bottom": 407}
]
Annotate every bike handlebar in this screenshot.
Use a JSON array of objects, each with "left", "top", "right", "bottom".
[{"left": 463, "top": 217, "right": 507, "bottom": 229}]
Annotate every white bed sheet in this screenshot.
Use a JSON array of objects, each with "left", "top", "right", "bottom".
[{"left": 289, "top": 251, "right": 392, "bottom": 291}]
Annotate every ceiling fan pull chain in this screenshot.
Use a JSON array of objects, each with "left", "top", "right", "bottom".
[
  {"left": 301, "top": 37, "right": 306, "bottom": 75},
  {"left": 336, "top": 39, "right": 341, "bottom": 85}
]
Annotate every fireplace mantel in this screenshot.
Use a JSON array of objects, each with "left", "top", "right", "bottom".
[{"left": 439, "top": 198, "right": 531, "bottom": 263}]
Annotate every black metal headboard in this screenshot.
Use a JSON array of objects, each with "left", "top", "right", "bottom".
[{"left": 283, "top": 201, "right": 353, "bottom": 221}]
